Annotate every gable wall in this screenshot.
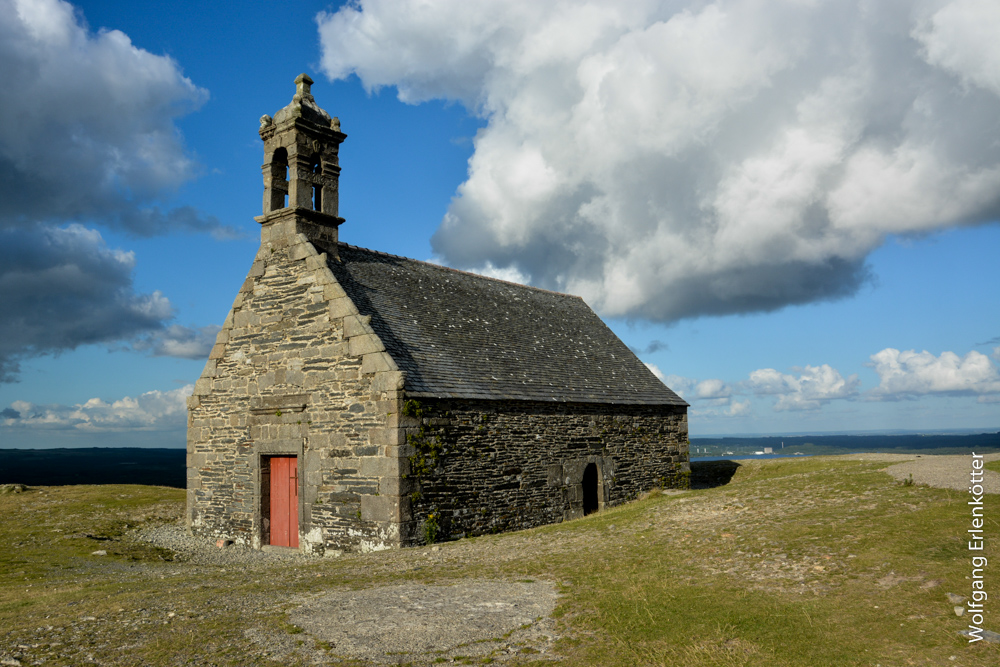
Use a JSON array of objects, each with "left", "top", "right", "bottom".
[
  {"left": 399, "top": 397, "right": 688, "bottom": 545},
  {"left": 186, "top": 216, "right": 407, "bottom": 554}
]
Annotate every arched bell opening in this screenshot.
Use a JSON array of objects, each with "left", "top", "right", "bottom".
[
  {"left": 311, "top": 156, "right": 323, "bottom": 211},
  {"left": 268, "top": 147, "right": 289, "bottom": 211}
]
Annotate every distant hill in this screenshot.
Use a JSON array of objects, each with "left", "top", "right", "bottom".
[
  {"left": 691, "top": 432, "right": 1000, "bottom": 458},
  {"left": 0, "top": 448, "right": 185, "bottom": 488}
]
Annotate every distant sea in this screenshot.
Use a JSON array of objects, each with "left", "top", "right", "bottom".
[
  {"left": 692, "top": 453, "right": 811, "bottom": 461},
  {"left": 689, "top": 431, "right": 1000, "bottom": 459},
  {"left": 1, "top": 432, "right": 997, "bottom": 489}
]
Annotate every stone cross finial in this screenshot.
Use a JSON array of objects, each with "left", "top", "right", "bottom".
[{"left": 294, "top": 73, "right": 314, "bottom": 102}]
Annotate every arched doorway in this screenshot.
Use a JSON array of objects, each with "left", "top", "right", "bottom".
[{"left": 582, "top": 463, "right": 599, "bottom": 515}]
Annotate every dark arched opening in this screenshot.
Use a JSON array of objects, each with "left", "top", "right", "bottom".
[
  {"left": 269, "top": 147, "right": 289, "bottom": 210},
  {"left": 311, "top": 156, "right": 322, "bottom": 211},
  {"left": 582, "top": 463, "right": 599, "bottom": 515}
]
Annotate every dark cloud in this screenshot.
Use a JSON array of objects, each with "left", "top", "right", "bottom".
[
  {"left": 0, "top": 0, "right": 239, "bottom": 239},
  {"left": 1, "top": 407, "right": 20, "bottom": 419},
  {"left": 0, "top": 224, "right": 174, "bottom": 382},
  {"left": 133, "top": 324, "right": 222, "bottom": 360},
  {"left": 114, "top": 207, "right": 243, "bottom": 240},
  {"left": 630, "top": 340, "right": 669, "bottom": 356},
  {"left": 0, "top": 1, "right": 240, "bottom": 378}
]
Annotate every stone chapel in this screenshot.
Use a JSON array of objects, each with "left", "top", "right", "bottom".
[{"left": 186, "top": 74, "right": 689, "bottom": 554}]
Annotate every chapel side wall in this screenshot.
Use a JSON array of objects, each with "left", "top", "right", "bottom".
[
  {"left": 186, "top": 219, "right": 405, "bottom": 554},
  {"left": 401, "top": 398, "right": 688, "bottom": 545}
]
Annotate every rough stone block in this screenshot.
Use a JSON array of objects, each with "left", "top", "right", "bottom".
[
  {"left": 547, "top": 464, "right": 562, "bottom": 487},
  {"left": 379, "top": 476, "right": 415, "bottom": 496},
  {"left": 349, "top": 334, "right": 385, "bottom": 356},
  {"left": 193, "top": 378, "right": 213, "bottom": 396},
  {"left": 361, "top": 352, "right": 395, "bottom": 374},
  {"left": 290, "top": 242, "right": 316, "bottom": 261},
  {"left": 305, "top": 253, "right": 327, "bottom": 270},
  {"left": 233, "top": 311, "right": 259, "bottom": 329},
  {"left": 371, "top": 370, "right": 405, "bottom": 393},
  {"left": 313, "top": 268, "right": 334, "bottom": 285},
  {"left": 369, "top": 427, "right": 404, "bottom": 446},
  {"left": 323, "top": 282, "right": 347, "bottom": 300},
  {"left": 186, "top": 395, "right": 201, "bottom": 410},
  {"left": 209, "top": 344, "right": 226, "bottom": 360},
  {"left": 361, "top": 495, "right": 401, "bottom": 523},
  {"left": 359, "top": 456, "right": 400, "bottom": 478},
  {"left": 384, "top": 444, "right": 416, "bottom": 458},
  {"left": 343, "top": 314, "right": 372, "bottom": 338},
  {"left": 329, "top": 297, "right": 356, "bottom": 319}
]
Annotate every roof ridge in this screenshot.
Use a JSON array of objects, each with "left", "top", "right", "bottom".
[{"left": 336, "top": 242, "right": 584, "bottom": 300}]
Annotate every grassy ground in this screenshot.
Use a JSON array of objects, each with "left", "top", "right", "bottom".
[{"left": 1, "top": 456, "right": 998, "bottom": 666}]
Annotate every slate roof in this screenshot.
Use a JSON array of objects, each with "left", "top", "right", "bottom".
[{"left": 321, "top": 242, "right": 687, "bottom": 406}]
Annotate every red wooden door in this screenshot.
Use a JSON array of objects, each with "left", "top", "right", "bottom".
[{"left": 269, "top": 456, "right": 299, "bottom": 547}]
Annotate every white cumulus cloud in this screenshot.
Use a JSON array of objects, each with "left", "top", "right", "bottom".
[
  {"left": 663, "top": 373, "right": 739, "bottom": 410},
  {"left": 695, "top": 379, "right": 732, "bottom": 400},
  {"left": 868, "top": 348, "right": 1000, "bottom": 399},
  {"left": 913, "top": 0, "right": 1000, "bottom": 96},
  {"left": 2, "top": 384, "right": 193, "bottom": 431},
  {"left": 749, "top": 364, "right": 859, "bottom": 411},
  {"left": 726, "top": 400, "right": 751, "bottom": 417},
  {"left": 644, "top": 362, "right": 666, "bottom": 382},
  {"left": 318, "top": 0, "right": 1000, "bottom": 322}
]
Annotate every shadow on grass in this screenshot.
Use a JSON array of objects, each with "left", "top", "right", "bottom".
[{"left": 690, "top": 460, "right": 741, "bottom": 489}]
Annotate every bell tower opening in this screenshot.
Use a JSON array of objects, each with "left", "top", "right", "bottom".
[
  {"left": 312, "top": 157, "right": 322, "bottom": 211},
  {"left": 268, "top": 147, "right": 289, "bottom": 212}
]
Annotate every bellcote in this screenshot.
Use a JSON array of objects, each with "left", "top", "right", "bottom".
[{"left": 255, "top": 74, "right": 347, "bottom": 245}]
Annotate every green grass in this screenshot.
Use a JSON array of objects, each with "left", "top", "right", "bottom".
[
  {"left": 1, "top": 459, "right": 999, "bottom": 666},
  {"left": 984, "top": 459, "right": 1000, "bottom": 475}
]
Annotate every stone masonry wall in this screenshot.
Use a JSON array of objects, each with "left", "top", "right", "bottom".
[
  {"left": 187, "top": 210, "right": 407, "bottom": 554},
  {"left": 399, "top": 398, "right": 688, "bottom": 546}
]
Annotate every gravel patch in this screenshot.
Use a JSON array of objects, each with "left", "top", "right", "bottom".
[
  {"left": 845, "top": 452, "right": 1000, "bottom": 493},
  {"left": 134, "top": 524, "right": 312, "bottom": 566}
]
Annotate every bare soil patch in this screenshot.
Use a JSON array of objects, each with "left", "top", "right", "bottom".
[{"left": 286, "top": 580, "right": 557, "bottom": 664}]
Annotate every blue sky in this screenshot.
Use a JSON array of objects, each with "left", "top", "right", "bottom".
[{"left": 1, "top": 0, "right": 998, "bottom": 448}]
